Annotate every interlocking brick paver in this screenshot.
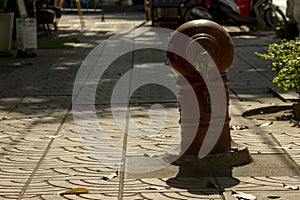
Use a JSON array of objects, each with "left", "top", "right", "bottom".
[
  {"left": 1, "top": 4, "right": 300, "bottom": 199},
  {"left": 221, "top": 176, "right": 300, "bottom": 200}
]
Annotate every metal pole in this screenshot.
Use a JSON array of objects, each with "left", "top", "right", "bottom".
[{"left": 101, "top": 0, "right": 105, "bottom": 21}]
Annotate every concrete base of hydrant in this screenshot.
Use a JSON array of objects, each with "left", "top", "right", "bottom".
[{"left": 164, "top": 143, "right": 252, "bottom": 167}]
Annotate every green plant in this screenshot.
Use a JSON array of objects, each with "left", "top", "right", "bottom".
[
  {"left": 0, "top": 0, "right": 7, "bottom": 13},
  {"left": 273, "top": 20, "right": 299, "bottom": 40},
  {"left": 255, "top": 38, "right": 300, "bottom": 94}
]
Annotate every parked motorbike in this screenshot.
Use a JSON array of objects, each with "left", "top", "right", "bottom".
[{"left": 179, "top": 0, "right": 286, "bottom": 29}]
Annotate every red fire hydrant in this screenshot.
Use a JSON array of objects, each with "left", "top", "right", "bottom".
[{"left": 167, "top": 20, "right": 250, "bottom": 165}]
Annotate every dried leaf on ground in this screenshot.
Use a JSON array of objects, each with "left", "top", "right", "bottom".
[
  {"left": 256, "top": 121, "right": 273, "bottom": 127},
  {"left": 273, "top": 146, "right": 292, "bottom": 149},
  {"left": 147, "top": 133, "right": 173, "bottom": 138},
  {"left": 283, "top": 183, "right": 299, "bottom": 190},
  {"left": 266, "top": 195, "right": 281, "bottom": 199},
  {"left": 157, "top": 134, "right": 172, "bottom": 138},
  {"left": 60, "top": 187, "right": 89, "bottom": 195},
  {"left": 101, "top": 171, "right": 118, "bottom": 180},
  {"left": 145, "top": 186, "right": 171, "bottom": 190},
  {"left": 45, "top": 135, "right": 62, "bottom": 139},
  {"left": 143, "top": 153, "right": 159, "bottom": 157},
  {"left": 230, "top": 125, "right": 249, "bottom": 130},
  {"left": 232, "top": 190, "right": 257, "bottom": 200}
]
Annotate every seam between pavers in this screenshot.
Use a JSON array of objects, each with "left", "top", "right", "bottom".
[
  {"left": 17, "top": 108, "right": 71, "bottom": 200},
  {"left": 211, "top": 162, "right": 227, "bottom": 200},
  {"left": 117, "top": 43, "right": 135, "bottom": 200}
]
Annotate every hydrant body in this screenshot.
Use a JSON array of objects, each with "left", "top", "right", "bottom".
[{"left": 167, "top": 20, "right": 234, "bottom": 157}]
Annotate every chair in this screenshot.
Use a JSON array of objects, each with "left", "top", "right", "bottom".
[{"left": 36, "top": 0, "right": 62, "bottom": 36}]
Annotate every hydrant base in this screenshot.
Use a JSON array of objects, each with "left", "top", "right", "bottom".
[{"left": 164, "top": 143, "right": 252, "bottom": 167}]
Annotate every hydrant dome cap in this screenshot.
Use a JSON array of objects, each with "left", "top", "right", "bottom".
[{"left": 170, "top": 19, "right": 234, "bottom": 72}]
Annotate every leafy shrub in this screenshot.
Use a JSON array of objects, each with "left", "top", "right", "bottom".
[
  {"left": 273, "top": 20, "right": 299, "bottom": 40},
  {"left": 255, "top": 38, "right": 300, "bottom": 94},
  {"left": 0, "top": 0, "right": 7, "bottom": 13}
]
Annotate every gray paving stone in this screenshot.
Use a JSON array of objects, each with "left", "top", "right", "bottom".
[
  {"left": 231, "top": 130, "right": 285, "bottom": 154},
  {"left": 1, "top": 6, "right": 300, "bottom": 199},
  {"left": 222, "top": 176, "right": 300, "bottom": 200}
]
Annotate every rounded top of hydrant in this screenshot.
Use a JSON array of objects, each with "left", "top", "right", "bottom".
[{"left": 168, "top": 20, "right": 234, "bottom": 75}]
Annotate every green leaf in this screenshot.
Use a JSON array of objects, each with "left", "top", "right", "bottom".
[{"left": 255, "top": 38, "right": 300, "bottom": 94}]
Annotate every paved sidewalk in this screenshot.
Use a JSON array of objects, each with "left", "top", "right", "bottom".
[{"left": 0, "top": 9, "right": 300, "bottom": 200}]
